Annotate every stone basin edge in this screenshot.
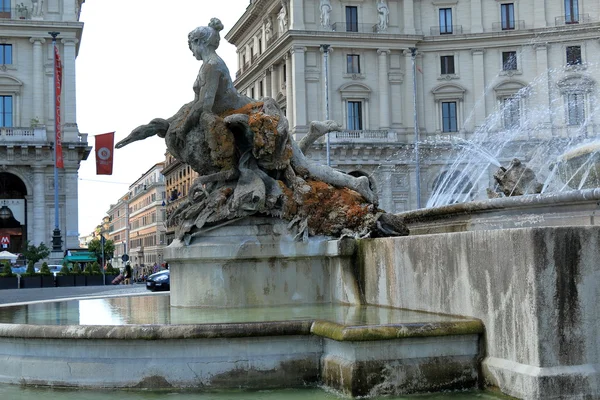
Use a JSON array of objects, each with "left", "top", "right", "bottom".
[
  {"left": 398, "top": 188, "right": 600, "bottom": 223},
  {"left": 311, "top": 319, "right": 484, "bottom": 341},
  {"left": 0, "top": 318, "right": 483, "bottom": 341}
]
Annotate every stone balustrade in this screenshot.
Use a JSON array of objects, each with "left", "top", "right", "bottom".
[{"left": 0, "top": 127, "right": 47, "bottom": 142}]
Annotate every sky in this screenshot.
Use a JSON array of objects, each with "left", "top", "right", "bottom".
[{"left": 76, "top": 0, "right": 250, "bottom": 235}]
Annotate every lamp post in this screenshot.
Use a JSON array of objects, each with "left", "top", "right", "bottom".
[
  {"left": 320, "top": 44, "right": 331, "bottom": 166},
  {"left": 409, "top": 47, "right": 422, "bottom": 209}
]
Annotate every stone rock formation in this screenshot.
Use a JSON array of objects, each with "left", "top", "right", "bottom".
[{"left": 488, "top": 158, "right": 543, "bottom": 198}]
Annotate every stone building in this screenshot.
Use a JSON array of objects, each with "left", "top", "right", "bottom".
[
  {"left": 162, "top": 151, "right": 199, "bottom": 245},
  {"left": 126, "top": 163, "right": 166, "bottom": 274},
  {"left": 0, "top": 0, "right": 90, "bottom": 253},
  {"left": 226, "top": 0, "right": 600, "bottom": 212},
  {"left": 106, "top": 193, "right": 129, "bottom": 271}
]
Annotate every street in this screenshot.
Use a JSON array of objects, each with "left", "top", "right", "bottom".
[{"left": 0, "top": 283, "right": 150, "bottom": 305}]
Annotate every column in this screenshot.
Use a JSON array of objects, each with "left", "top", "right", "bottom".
[
  {"left": 253, "top": 35, "right": 260, "bottom": 58},
  {"left": 291, "top": 46, "right": 307, "bottom": 135},
  {"left": 254, "top": 80, "right": 261, "bottom": 99},
  {"left": 471, "top": 49, "right": 486, "bottom": 129},
  {"left": 32, "top": 166, "right": 46, "bottom": 245},
  {"left": 377, "top": 49, "right": 391, "bottom": 130},
  {"left": 269, "top": 64, "right": 278, "bottom": 98},
  {"left": 30, "top": 38, "right": 45, "bottom": 124},
  {"left": 534, "top": 0, "right": 547, "bottom": 28},
  {"left": 284, "top": 53, "right": 294, "bottom": 126},
  {"left": 535, "top": 44, "right": 552, "bottom": 127},
  {"left": 64, "top": 167, "right": 79, "bottom": 249},
  {"left": 403, "top": 0, "right": 415, "bottom": 34},
  {"left": 61, "top": 38, "right": 79, "bottom": 140},
  {"left": 471, "top": 0, "right": 483, "bottom": 33},
  {"left": 289, "top": 0, "right": 305, "bottom": 30}
]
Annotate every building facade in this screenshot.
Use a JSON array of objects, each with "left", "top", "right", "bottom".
[
  {"left": 226, "top": 0, "right": 600, "bottom": 212},
  {"left": 0, "top": 0, "right": 90, "bottom": 254},
  {"left": 162, "top": 151, "right": 199, "bottom": 245},
  {"left": 126, "top": 163, "right": 166, "bottom": 274}
]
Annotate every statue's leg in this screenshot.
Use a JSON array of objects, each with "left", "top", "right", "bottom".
[
  {"left": 298, "top": 120, "right": 342, "bottom": 155},
  {"left": 290, "top": 139, "right": 378, "bottom": 205}
]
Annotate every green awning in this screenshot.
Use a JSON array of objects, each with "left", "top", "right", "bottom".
[{"left": 63, "top": 253, "right": 97, "bottom": 263}]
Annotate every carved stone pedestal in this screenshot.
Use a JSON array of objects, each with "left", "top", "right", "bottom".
[{"left": 164, "top": 217, "right": 360, "bottom": 308}]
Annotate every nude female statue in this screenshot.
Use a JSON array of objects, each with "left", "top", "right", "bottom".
[{"left": 115, "top": 18, "right": 406, "bottom": 240}]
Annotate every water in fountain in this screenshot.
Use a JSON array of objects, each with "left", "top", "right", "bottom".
[{"left": 426, "top": 60, "right": 600, "bottom": 208}]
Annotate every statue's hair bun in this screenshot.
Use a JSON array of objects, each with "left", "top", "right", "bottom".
[{"left": 209, "top": 18, "right": 224, "bottom": 32}]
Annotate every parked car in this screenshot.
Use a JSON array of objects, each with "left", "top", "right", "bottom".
[
  {"left": 48, "top": 265, "right": 62, "bottom": 277},
  {"left": 146, "top": 269, "right": 170, "bottom": 292},
  {"left": 10, "top": 266, "right": 27, "bottom": 275}
]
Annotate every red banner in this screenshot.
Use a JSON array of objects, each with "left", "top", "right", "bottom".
[
  {"left": 54, "top": 45, "right": 64, "bottom": 168},
  {"left": 95, "top": 132, "right": 115, "bottom": 175}
]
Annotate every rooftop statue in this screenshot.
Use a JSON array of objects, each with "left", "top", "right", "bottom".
[{"left": 116, "top": 18, "right": 408, "bottom": 242}]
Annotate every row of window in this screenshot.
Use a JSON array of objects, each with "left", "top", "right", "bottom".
[
  {"left": 435, "top": 45, "right": 582, "bottom": 79},
  {"left": 345, "top": 93, "right": 587, "bottom": 132}
]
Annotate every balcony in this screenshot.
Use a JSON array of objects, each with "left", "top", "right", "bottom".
[
  {"left": 555, "top": 14, "right": 593, "bottom": 26},
  {"left": 0, "top": 127, "right": 47, "bottom": 143},
  {"left": 329, "top": 22, "right": 380, "bottom": 34},
  {"left": 429, "top": 25, "right": 463, "bottom": 35},
  {"left": 321, "top": 130, "right": 398, "bottom": 143},
  {"left": 0, "top": 7, "right": 32, "bottom": 20},
  {"left": 491, "top": 20, "right": 526, "bottom": 31}
]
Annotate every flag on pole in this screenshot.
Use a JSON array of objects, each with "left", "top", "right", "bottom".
[
  {"left": 95, "top": 132, "right": 115, "bottom": 175},
  {"left": 54, "top": 45, "right": 64, "bottom": 168}
]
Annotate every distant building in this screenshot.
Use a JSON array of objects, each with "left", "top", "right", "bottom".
[
  {"left": 0, "top": 0, "right": 90, "bottom": 253},
  {"left": 106, "top": 194, "right": 130, "bottom": 270},
  {"left": 161, "top": 151, "right": 199, "bottom": 245},
  {"left": 127, "top": 163, "right": 166, "bottom": 272},
  {"left": 226, "top": 0, "right": 600, "bottom": 211}
]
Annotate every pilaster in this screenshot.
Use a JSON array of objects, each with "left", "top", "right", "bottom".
[
  {"left": 29, "top": 38, "right": 45, "bottom": 124},
  {"left": 470, "top": 0, "right": 483, "bottom": 33},
  {"left": 403, "top": 0, "right": 415, "bottom": 34},
  {"left": 374, "top": 166, "right": 394, "bottom": 213},
  {"left": 61, "top": 38, "right": 79, "bottom": 140},
  {"left": 289, "top": 0, "right": 305, "bottom": 30},
  {"left": 32, "top": 166, "right": 46, "bottom": 245},
  {"left": 535, "top": 44, "right": 552, "bottom": 126},
  {"left": 377, "top": 49, "right": 391, "bottom": 130},
  {"left": 471, "top": 49, "right": 486, "bottom": 129},
  {"left": 534, "top": 0, "right": 548, "bottom": 28},
  {"left": 291, "top": 46, "right": 307, "bottom": 136},
  {"left": 64, "top": 167, "right": 79, "bottom": 249}
]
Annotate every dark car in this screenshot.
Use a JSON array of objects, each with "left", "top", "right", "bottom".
[{"left": 146, "top": 269, "right": 170, "bottom": 291}]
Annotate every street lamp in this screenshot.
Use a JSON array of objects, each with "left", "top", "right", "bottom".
[
  {"left": 320, "top": 44, "right": 331, "bottom": 166},
  {"left": 409, "top": 47, "right": 422, "bottom": 209}
]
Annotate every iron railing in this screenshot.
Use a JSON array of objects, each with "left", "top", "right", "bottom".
[
  {"left": 491, "top": 20, "right": 526, "bottom": 31},
  {"left": 555, "top": 14, "right": 592, "bottom": 26},
  {"left": 330, "top": 22, "right": 379, "bottom": 34},
  {"left": 430, "top": 25, "right": 463, "bottom": 35}
]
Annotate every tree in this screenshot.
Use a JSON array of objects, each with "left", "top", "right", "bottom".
[
  {"left": 87, "top": 237, "right": 115, "bottom": 263},
  {"left": 22, "top": 241, "right": 50, "bottom": 264}
]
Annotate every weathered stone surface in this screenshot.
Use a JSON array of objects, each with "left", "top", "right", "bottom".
[
  {"left": 359, "top": 226, "right": 600, "bottom": 399},
  {"left": 489, "top": 158, "right": 543, "bottom": 198},
  {"left": 115, "top": 18, "right": 407, "bottom": 241}
]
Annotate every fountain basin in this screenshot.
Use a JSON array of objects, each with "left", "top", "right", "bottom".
[
  {"left": 399, "top": 189, "right": 600, "bottom": 235},
  {"left": 0, "top": 297, "right": 482, "bottom": 397},
  {"left": 359, "top": 223, "right": 600, "bottom": 399}
]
